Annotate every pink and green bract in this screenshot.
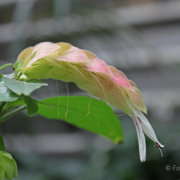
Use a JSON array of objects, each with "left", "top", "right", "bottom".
[{"left": 13, "top": 42, "right": 164, "bottom": 162}]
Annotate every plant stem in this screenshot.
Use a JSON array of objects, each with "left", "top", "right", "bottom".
[
  {"left": 0, "top": 105, "right": 26, "bottom": 123},
  {"left": 0, "top": 102, "right": 6, "bottom": 113}
]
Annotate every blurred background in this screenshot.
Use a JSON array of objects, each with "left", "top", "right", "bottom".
[{"left": 0, "top": 0, "right": 180, "bottom": 179}]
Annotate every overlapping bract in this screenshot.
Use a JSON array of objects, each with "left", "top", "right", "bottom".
[
  {"left": 14, "top": 42, "right": 164, "bottom": 161},
  {"left": 14, "top": 42, "right": 146, "bottom": 116}
]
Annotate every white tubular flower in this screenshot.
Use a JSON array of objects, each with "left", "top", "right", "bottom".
[{"left": 128, "top": 100, "right": 164, "bottom": 162}]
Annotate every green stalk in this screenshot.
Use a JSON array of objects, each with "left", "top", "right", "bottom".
[
  {"left": 0, "top": 105, "right": 26, "bottom": 123},
  {"left": 0, "top": 102, "right": 6, "bottom": 113}
]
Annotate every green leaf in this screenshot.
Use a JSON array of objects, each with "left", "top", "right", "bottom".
[
  {"left": 0, "top": 165, "right": 5, "bottom": 180},
  {"left": 0, "top": 134, "right": 6, "bottom": 151},
  {"left": 0, "top": 98, "right": 25, "bottom": 119},
  {"left": 24, "top": 96, "right": 38, "bottom": 116},
  {"left": 0, "top": 77, "right": 19, "bottom": 102},
  {"left": 0, "top": 151, "right": 18, "bottom": 179},
  {"left": 13, "top": 61, "right": 22, "bottom": 79},
  {"left": 3, "top": 73, "right": 15, "bottom": 79},
  {"left": 3, "top": 98, "right": 25, "bottom": 110},
  {"left": 1, "top": 152, "right": 12, "bottom": 159},
  {"left": 13, "top": 61, "right": 21, "bottom": 71},
  {"left": 0, "top": 152, "right": 14, "bottom": 179},
  {"left": 0, "top": 64, "right": 12, "bottom": 71},
  {"left": 11, "top": 159, "right": 18, "bottom": 178},
  {"left": 2, "top": 76, "right": 48, "bottom": 96},
  {"left": 38, "top": 96, "right": 123, "bottom": 144}
]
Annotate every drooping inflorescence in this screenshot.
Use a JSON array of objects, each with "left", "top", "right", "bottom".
[{"left": 13, "top": 42, "right": 164, "bottom": 161}]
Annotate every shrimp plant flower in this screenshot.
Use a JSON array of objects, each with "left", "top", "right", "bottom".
[{"left": 13, "top": 42, "right": 164, "bottom": 161}]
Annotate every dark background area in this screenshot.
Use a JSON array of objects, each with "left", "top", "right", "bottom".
[{"left": 0, "top": 0, "right": 180, "bottom": 179}]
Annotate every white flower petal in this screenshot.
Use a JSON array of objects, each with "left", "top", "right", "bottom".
[
  {"left": 133, "top": 107, "right": 164, "bottom": 148},
  {"left": 137, "top": 111, "right": 164, "bottom": 148},
  {"left": 128, "top": 100, "right": 164, "bottom": 148},
  {"left": 132, "top": 113, "right": 146, "bottom": 162}
]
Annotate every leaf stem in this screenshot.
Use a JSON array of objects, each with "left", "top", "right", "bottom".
[
  {"left": 0, "top": 102, "right": 6, "bottom": 113},
  {"left": 0, "top": 105, "right": 26, "bottom": 123}
]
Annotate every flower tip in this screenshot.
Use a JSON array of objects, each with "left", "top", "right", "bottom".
[
  {"left": 140, "top": 156, "right": 146, "bottom": 162},
  {"left": 155, "top": 142, "right": 164, "bottom": 148},
  {"left": 155, "top": 142, "right": 164, "bottom": 157},
  {"left": 160, "top": 144, "right": 164, "bottom": 148}
]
